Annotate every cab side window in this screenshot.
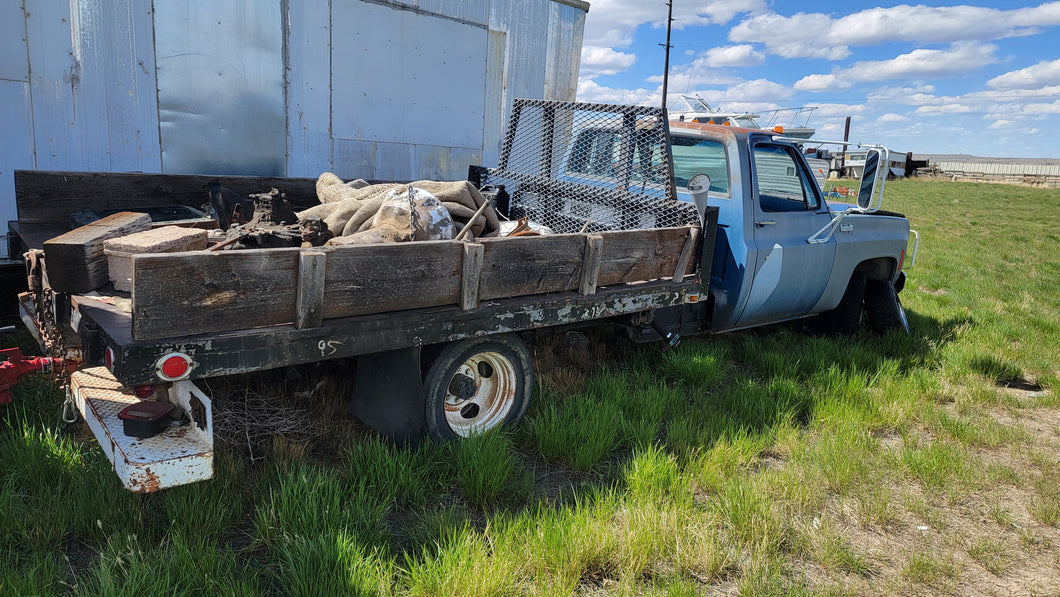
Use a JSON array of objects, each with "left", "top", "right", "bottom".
[{"left": 753, "top": 144, "right": 819, "bottom": 212}]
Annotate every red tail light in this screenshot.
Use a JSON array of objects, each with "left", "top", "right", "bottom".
[
  {"left": 134, "top": 385, "right": 155, "bottom": 399},
  {"left": 105, "top": 347, "right": 114, "bottom": 371},
  {"left": 155, "top": 353, "right": 193, "bottom": 381}
]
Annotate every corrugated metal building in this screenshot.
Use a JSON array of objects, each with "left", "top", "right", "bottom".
[{"left": 0, "top": 0, "right": 589, "bottom": 257}]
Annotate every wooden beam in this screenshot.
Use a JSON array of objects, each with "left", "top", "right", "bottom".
[
  {"left": 478, "top": 234, "right": 585, "bottom": 300},
  {"left": 15, "top": 170, "right": 322, "bottom": 224},
  {"left": 461, "top": 242, "right": 484, "bottom": 310},
  {"left": 321, "top": 240, "right": 464, "bottom": 319},
  {"left": 43, "top": 211, "right": 152, "bottom": 293},
  {"left": 579, "top": 234, "right": 603, "bottom": 295},
  {"left": 672, "top": 227, "right": 700, "bottom": 283},
  {"left": 597, "top": 226, "right": 692, "bottom": 286},
  {"left": 295, "top": 250, "right": 327, "bottom": 329},
  {"left": 132, "top": 248, "right": 301, "bottom": 340}
]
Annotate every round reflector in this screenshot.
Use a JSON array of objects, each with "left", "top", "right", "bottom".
[
  {"left": 155, "top": 353, "right": 193, "bottom": 381},
  {"left": 105, "top": 347, "right": 114, "bottom": 371}
]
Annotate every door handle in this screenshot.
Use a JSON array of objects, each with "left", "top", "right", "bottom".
[{"left": 755, "top": 220, "right": 777, "bottom": 227}]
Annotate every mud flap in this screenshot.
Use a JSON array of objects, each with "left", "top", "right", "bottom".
[{"left": 349, "top": 346, "right": 425, "bottom": 445}]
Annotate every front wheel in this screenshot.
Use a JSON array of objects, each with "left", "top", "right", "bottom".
[{"left": 423, "top": 334, "right": 534, "bottom": 441}]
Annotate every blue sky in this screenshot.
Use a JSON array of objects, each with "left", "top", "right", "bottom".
[{"left": 576, "top": 0, "right": 1060, "bottom": 157}]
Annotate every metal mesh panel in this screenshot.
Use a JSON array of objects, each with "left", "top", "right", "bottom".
[{"left": 483, "top": 99, "right": 698, "bottom": 234}]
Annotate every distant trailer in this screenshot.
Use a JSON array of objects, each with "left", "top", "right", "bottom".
[{"left": 934, "top": 161, "right": 1060, "bottom": 188}]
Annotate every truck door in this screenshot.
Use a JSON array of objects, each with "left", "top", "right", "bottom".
[{"left": 735, "top": 142, "right": 837, "bottom": 327}]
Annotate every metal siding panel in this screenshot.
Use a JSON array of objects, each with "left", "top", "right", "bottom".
[
  {"left": 566, "top": 4, "right": 585, "bottom": 99},
  {"left": 154, "top": 0, "right": 285, "bottom": 175},
  {"left": 506, "top": 0, "right": 549, "bottom": 101},
  {"left": 286, "top": 0, "right": 333, "bottom": 177},
  {"left": 68, "top": 0, "right": 111, "bottom": 171},
  {"left": 25, "top": 0, "right": 88, "bottom": 171},
  {"left": 482, "top": 29, "right": 507, "bottom": 166},
  {"left": 413, "top": 144, "right": 450, "bottom": 180},
  {"left": 0, "top": 80, "right": 34, "bottom": 258},
  {"left": 543, "top": 2, "right": 561, "bottom": 100},
  {"left": 100, "top": 0, "right": 161, "bottom": 173},
  {"left": 374, "top": 141, "right": 414, "bottom": 180},
  {"left": 334, "top": 139, "right": 377, "bottom": 179},
  {"left": 0, "top": 2, "right": 28, "bottom": 81},
  {"left": 417, "top": 0, "right": 489, "bottom": 24},
  {"left": 448, "top": 146, "right": 482, "bottom": 181},
  {"left": 332, "top": 1, "right": 487, "bottom": 150}
]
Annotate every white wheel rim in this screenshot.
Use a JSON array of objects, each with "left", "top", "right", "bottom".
[{"left": 443, "top": 351, "right": 518, "bottom": 437}]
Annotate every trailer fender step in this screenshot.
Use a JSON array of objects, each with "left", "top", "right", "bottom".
[{"left": 70, "top": 367, "right": 213, "bottom": 492}]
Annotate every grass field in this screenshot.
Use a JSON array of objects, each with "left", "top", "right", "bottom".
[{"left": 2, "top": 178, "right": 1059, "bottom": 595}]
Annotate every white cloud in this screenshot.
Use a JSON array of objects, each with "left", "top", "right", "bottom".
[
  {"left": 703, "top": 45, "right": 764, "bottom": 67},
  {"left": 582, "top": 0, "right": 767, "bottom": 48},
  {"left": 723, "top": 78, "right": 793, "bottom": 101},
  {"left": 988, "top": 58, "right": 1060, "bottom": 89},
  {"left": 877, "top": 113, "right": 910, "bottom": 123},
  {"left": 989, "top": 119, "right": 1013, "bottom": 129},
  {"left": 795, "top": 43, "right": 998, "bottom": 92},
  {"left": 794, "top": 74, "right": 851, "bottom": 92},
  {"left": 914, "top": 103, "right": 975, "bottom": 116},
  {"left": 576, "top": 79, "right": 656, "bottom": 106},
  {"left": 1022, "top": 100, "right": 1060, "bottom": 115},
  {"left": 813, "top": 104, "right": 868, "bottom": 117},
  {"left": 647, "top": 54, "right": 743, "bottom": 91},
  {"left": 730, "top": 2, "right": 1060, "bottom": 60},
  {"left": 579, "top": 46, "right": 637, "bottom": 79}
]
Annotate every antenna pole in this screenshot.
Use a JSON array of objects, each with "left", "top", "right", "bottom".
[{"left": 660, "top": 0, "right": 674, "bottom": 111}]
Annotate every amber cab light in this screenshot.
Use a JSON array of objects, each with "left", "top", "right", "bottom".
[{"left": 155, "top": 353, "right": 193, "bottom": 381}]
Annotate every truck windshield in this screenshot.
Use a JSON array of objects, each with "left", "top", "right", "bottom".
[{"left": 671, "top": 137, "right": 730, "bottom": 197}]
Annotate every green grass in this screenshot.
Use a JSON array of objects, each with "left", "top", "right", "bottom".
[{"left": 3, "top": 178, "right": 1060, "bottom": 594}]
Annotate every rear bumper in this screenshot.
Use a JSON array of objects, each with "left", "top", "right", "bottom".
[{"left": 70, "top": 367, "right": 213, "bottom": 492}]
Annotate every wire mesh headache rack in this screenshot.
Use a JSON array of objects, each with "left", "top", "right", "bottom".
[{"left": 480, "top": 99, "right": 699, "bottom": 235}]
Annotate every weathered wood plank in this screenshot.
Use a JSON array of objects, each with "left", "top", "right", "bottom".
[
  {"left": 131, "top": 248, "right": 301, "bottom": 340},
  {"left": 295, "top": 250, "right": 327, "bottom": 329},
  {"left": 461, "top": 243, "right": 484, "bottom": 310},
  {"left": 128, "top": 226, "right": 699, "bottom": 341},
  {"left": 579, "top": 234, "right": 603, "bottom": 296},
  {"left": 321, "top": 240, "right": 464, "bottom": 319},
  {"left": 478, "top": 234, "right": 585, "bottom": 300},
  {"left": 14, "top": 170, "right": 323, "bottom": 224},
  {"left": 672, "top": 227, "right": 700, "bottom": 284},
  {"left": 43, "top": 211, "right": 152, "bottom": 293},
  {"left": 597, "top": 226, "right": 694, "bottom": 286}
]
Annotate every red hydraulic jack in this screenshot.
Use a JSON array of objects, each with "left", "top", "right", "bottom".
[{"left": 0, "top": 347, "right": 78, "bottom": 405}]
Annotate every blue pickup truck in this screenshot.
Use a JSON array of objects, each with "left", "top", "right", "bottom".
[{"left": 9, "top": 99, "right": 915, "bottom": 491}]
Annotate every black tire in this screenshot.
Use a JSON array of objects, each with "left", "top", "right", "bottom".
[
  {"left": 816, "top": 271, "right": 866, "bottom": 335},
  {"left": 864, "top": 279, "right": 910, "bottom": 335},
  {"left": 423, "top": 334, "right": 534, "bottom": 441}
]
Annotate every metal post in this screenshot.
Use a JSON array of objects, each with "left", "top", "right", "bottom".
[
  {"left": 660, "top": 0, "right": 674, "bottom": 111},
  {"left": 840, "top": 116, "right": 851, "bottom": 176}
]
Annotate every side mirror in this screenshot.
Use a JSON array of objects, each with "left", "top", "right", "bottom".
[
  {"left": 688, "top": 174, "right": 711, "bottom": 225},
  {"left": 857, "top": 148, "right": 887, "bottom": 210}
]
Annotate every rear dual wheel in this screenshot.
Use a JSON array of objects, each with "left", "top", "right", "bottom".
[{"left": 423, "top": 334, "right": 534, "bottom": 441}]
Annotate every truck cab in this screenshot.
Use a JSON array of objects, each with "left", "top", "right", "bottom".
[{"left": 542, "top": 114, "right": 913, "bottom": 335}]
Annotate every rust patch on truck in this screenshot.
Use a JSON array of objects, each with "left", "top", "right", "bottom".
[{"left": 129, "top": 467, "right": 162, "bottom": 493}]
